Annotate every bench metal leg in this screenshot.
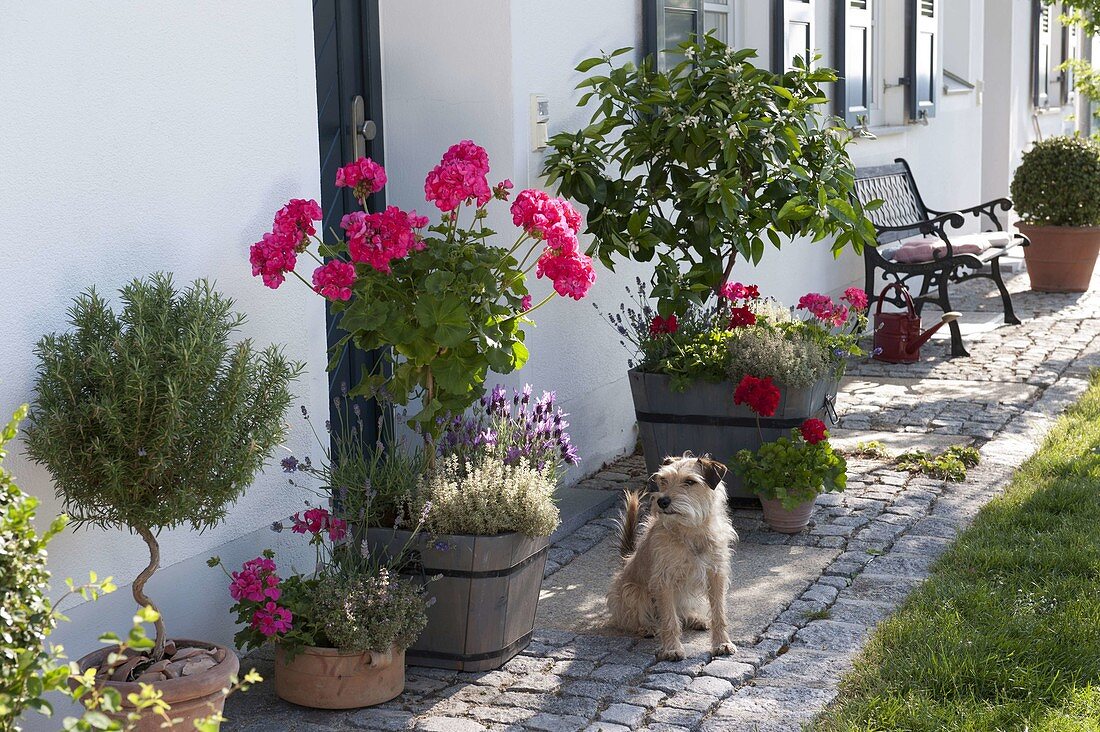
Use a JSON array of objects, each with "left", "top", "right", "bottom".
[
  {"left": 990, "top": 258, "right": 1022, "bottom": 325},
  {"left": 937, "top": 277, "right": 969, "bottom": 358},
  {"left": 914, "top": 275, "right": 931, "bottom": 316}
]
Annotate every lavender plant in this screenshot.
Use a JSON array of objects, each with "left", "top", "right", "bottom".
[{"left": 439, "top": 385, "right": 579, "bottom": 483}]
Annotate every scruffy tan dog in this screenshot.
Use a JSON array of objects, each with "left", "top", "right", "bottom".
[{"left": 607, "top": 454, "right": 737, "bottom": 660}]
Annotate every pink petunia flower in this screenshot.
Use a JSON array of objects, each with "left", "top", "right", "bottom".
[{"left": 312, "top": 260, "right": 356, "bottom": 301}]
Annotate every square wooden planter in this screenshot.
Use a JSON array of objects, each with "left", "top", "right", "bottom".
[
  {"left": 629, "top": 369, "right": 838, "bottom": 499},
  {"left": 366, "top": 528, "right": 549, "bottom": 672}
]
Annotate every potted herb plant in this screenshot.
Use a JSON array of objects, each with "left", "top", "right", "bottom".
[
  {"left": 367, "top": 385, "right": 574, "bottom": 671},
  {"left": 250, "top": 141, "right": 594, "bottom": 444},
  {"left": 733, "top": 418, "right": 847, "bottom": 533},
  {"left": 600, "top": 281, "right": 866, "bottom": 497},
  {"left": 1010, "top": 135, "right": 1100, "bottom": 292},
  {"left": 212, "top": 394, "right": 430, "bottom": 709},
  {"left": 25, "top": 274, "right": 300, "bottom": 730}
]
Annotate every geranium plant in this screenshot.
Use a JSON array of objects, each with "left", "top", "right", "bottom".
[
  {"left": 598, "top": 281, "right": 868, "bottom": 391},
  {"left": 733, "top": 419, "right": 847, "bottom": 509},
  {"left": 250, "top": 141, "right": 596, "bottom": 437},
  {"left": 543, "top": 35, "right": 877, "bottom": 315},
  {"left": 210, "top": 400, "right": 430, "bottom": 659}
]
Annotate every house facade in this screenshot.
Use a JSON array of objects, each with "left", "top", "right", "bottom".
[{"left": 0, "top": 1, "right": 1087, "bottom": 721}]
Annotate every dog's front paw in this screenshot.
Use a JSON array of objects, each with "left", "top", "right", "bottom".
[
  {"left": 656, "top": 646, "right": 685, "bottom": 662},
  {"left": 711, "top": 642, "right": 737, "bottom": 657}
]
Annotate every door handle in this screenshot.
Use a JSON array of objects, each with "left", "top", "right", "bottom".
[{"left": 350, "top": 95, "right": 377, "bottom": 160}]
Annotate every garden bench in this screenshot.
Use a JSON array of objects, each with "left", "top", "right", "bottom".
[{"left": 853, "top": 158, "right": 1028, "bottom": 358}]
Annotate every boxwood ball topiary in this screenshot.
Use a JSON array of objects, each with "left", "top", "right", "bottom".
[
  {"left": 1010, "top": 135, "right": 1100, "bottom": 227},
  {"left": 25, "top": 273, "right": 302, "bottom": 660}
]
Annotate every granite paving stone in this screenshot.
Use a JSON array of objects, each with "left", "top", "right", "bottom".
[{"left": 223, "top": 271, "right": 1100, "bottom": 732}]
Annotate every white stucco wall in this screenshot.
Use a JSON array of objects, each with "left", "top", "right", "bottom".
[{"left": 0, "top": 5, "right": 327, "bottom": 722}]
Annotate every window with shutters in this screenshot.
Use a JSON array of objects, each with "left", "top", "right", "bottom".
[
  {"left": 835, "top": 0, "right": 878, "bottom": 128},
  {"left": 1033, "top": 0, "right": 1053, "bottom": 107},
  {"left": 644, "top": 0, "right": 705, "bottom": 72},
  {"left": 906, "top": 0, "right": 938, "bottom": 120},
  {"left": 772, "top": 0, "right": 816, "bottom": 72}
]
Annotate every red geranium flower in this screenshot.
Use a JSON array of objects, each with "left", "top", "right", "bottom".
[
  {"left": 800, "top": 418, "right": 828, "bottom": 445},
  {"left": 733, "top": 375, "right": 781, "bottom": 417},
  {"left": 649, "top": 314, "right": 679, "bottom": 336},
  {"left": 728, "top": 306, "right": 757, "bottom": 329}
]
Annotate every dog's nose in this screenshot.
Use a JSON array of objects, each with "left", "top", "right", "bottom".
[{"left": 657, "top": 496, "right": 671, "bottom": 510}]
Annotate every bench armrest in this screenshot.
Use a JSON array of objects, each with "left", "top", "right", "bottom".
[
  {"left": 875, "top": 211, "right": 966, "bottom": 260},
  {"left": 926, "top": 198, "right": 1013, "bottom": 231}
]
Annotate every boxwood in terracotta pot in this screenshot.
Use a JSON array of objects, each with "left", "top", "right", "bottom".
[
  {"left": 25, "top": 274, "right": 300, "bottom": 729},
  {"left": 1010, "top": 135, "right": 1100, "bottom": 292}
]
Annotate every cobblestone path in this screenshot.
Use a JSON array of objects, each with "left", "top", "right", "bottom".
[{"left": 225, "top": 272, "right": 1100, "bottom": 732}]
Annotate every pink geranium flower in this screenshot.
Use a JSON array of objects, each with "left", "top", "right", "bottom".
[
  {"left": 230, "top": 557, "right": 281, "bottom": 603},
  {"left": 336, "top": 157, "right": 387, "bottom": 200},
  {"left": 291, "top": 507, "right": 330, "bottom": 535},
  {"left": 250, "top": 602, "right": 293, "bottom": 637},
  {"left": 342, "top": 206, "right": 427, "bottom": 273},
  {"left": 249, "top": 231, "right": 297, "bottom": 289},
  {"left": 797, "top": 293, "right": 850, "bottom": 327},
  {"left": 424, "top": 140, "right": 492, "bottom": 212},
  {"left": 312, "top": 260, "right": 356, "bottom": 301},
  {"left": 327, "top": 518, "right": 348, "bottom": 542},
  {"left": 273, "top": 199, "right": 322, "bottom": 252},
  {"left": 536, "top": 248, "right": 596, "bottom": 300},
  {"left": 841, "top": 287, "right": 869, "bottom": 311}
]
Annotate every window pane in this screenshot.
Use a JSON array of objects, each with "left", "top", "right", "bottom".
[
  {"left": 705, "top": 10, "right": 728, "bottom": 43},
  {"left": 666, "top": 7, "right": 697, "bottom": 60}
]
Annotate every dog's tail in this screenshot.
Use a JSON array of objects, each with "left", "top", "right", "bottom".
[{"left": 618, "top": 490, "right": 642, "bottom": 559}]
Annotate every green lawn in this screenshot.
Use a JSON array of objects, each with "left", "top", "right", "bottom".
[{"left": 816, "top": 374, "right": 1100, "bottom": 732}]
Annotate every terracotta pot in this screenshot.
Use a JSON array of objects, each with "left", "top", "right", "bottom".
[
  {"left": 1017, "top": 224, "right": 1100, "bottom": 292},
  {"left": 275, "top": 645, "right": 404, "bottom": 709},
  {"left": 73, "top": 639, "right": 239, "bottom": 731},
  {"left": 760, "top": 496, "right": 816, "bottom": 533}
]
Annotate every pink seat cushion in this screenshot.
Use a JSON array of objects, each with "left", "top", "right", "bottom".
[
  {"left": 889, "top": 234, "right": 996, "bottom": 262},
  {"left": 891, "top": 239, "right": 945, "bottom": 263}
]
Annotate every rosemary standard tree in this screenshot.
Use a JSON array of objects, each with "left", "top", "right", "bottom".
[
  {"left": 543, "top": 35, "right": 878, "bottom": 315},
  {"left": 25, "top": 274, "right": 301, "bottom": 661}
]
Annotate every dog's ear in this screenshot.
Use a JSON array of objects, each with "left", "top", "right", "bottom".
[
  {"left": 661, "top": 456, "right": 676, "bottom": 466},
  {"left": 698, "top": 458, "right": 728, "bottom": 490}
]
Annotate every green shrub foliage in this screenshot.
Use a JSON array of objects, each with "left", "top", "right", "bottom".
[
  {"left": 1010, "top": 136, "right": 1100, "bottom": 227},
  {"left": 543, "top": 35, "right": 877, "bottom": 315},
  {"left": 25, "top": 273, "right": 301, "bottom": 657},
  {"left": 0, "top": 406, "right": 62, "bottom": 729}
]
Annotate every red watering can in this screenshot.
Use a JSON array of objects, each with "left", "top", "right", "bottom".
[{"left": 872, "top": 282, "right": 960, "bottom": 364}]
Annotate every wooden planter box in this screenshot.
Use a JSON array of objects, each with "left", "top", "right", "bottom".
[
  {"left": 629, "top": 369, "right": 838, "bottom": 499},
  {"left": 366, "top": 528, "right": 549, "bottom": 672}
]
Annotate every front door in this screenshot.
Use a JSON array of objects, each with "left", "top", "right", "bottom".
[{"left": 313, "top": 0, "right": 386, "bottom": 444}]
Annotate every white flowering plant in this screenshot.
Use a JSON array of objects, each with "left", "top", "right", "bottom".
[
  {"left": 544, "top": 34, "right": 878, "bottom": 316},
  {"left": 415, "top": 454, "right": 560, "bottom": 537}
]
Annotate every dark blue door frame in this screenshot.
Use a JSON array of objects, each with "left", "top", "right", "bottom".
[{"left": 313, "top": 0, "right": 387, "bottom": 446}]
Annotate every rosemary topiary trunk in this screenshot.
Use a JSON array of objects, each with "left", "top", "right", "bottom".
[{"left": 26, "top": 274, "right": 302, "bottom": 660}]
